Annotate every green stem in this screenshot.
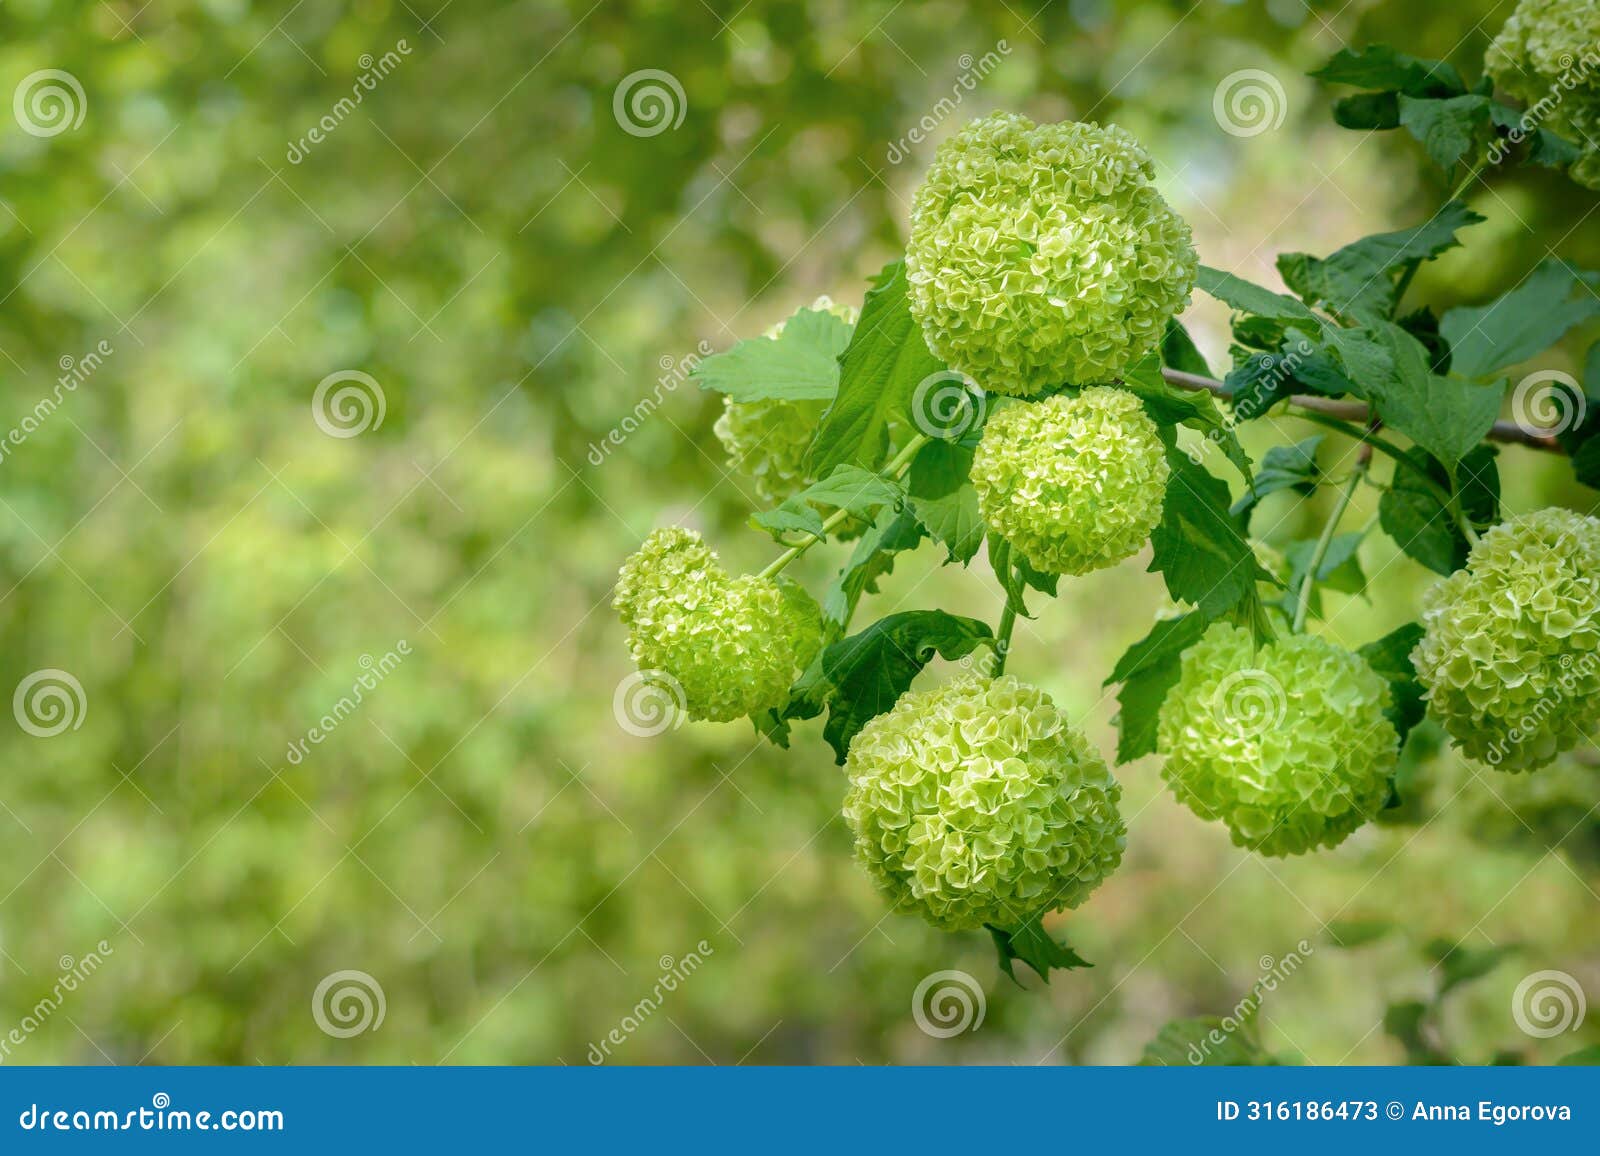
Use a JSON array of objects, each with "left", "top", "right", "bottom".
[
  {"left": 1293, "top": 457, "right": 1368, "bottom": 633},
  {"left": 992, "top": 600, "right": 1017, "bottom": 677},
  {"left": 1294, "top": 412, "right": 1454, "bottom": 508},
  {"left": 757, "top": 433, "right": 932, "bottom": 580}
]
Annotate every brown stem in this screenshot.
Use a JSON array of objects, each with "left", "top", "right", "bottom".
[{"left": 1157, "top": 367, "right": 1564, "bottom": 453}]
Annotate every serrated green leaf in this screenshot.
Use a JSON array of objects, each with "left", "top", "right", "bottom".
[
  {"left": 1378, "top": 444, "right": 1499, "bottom": 575},
  {"left": 691, "top": 306, "right": 852, "bottom": 401},
  {"left": 1234, "top": 435, "right": 1324, "bottom": 524},
  {"left": 988, "top": 912, "right": 1091, "bottom": 984},
  {"left": 1490, "top": 102, "right": 1584, "bottom": 169},
  {"left": 1276, "top": 201, "right": 1484, "bottom": 321},
  {"left": 1358, "top": 622, "right": 1428, "bottom": 743},
  {"left": 1441, "top": 260, "right": 1600, "bottom": 378},
  {"left": 1197, "top": 266, "right": 1321, "bottom": 327},
  {"left": 1361, "top": 322, "right": 1505, "bottom": 468},
  {"left": 1149, "top": 450, "right": 1268, "bottom": 617},
  {"left": 1283, "top": 530, "right": 1368, "bottom": 622},
  {"left": 1310, "top": 45, "right": 1465, "bottom": 98},
  {"left": 813, "top": 610, "right": 993, "bottom": 762},
  {"left": 1139, "top": 1017, "right": 1278, "bottom": 1066},
  {"left": 1161, "top": 317, "right": 1213, "bottom": 378},
  {"left": 1105, "top": 611, "right": 1211, "bottom": 763},
  {"left": 750, "top": 503, "right": 826, "bottom": 540},
  {"left": 822, "top": 506, "right": 926, "bottom": 628},
  {"left": 906, "top": 439, "right": 984, "bottom": 565},
  {"left": 1398, "top": 93, "right": 1490, "bottom": 170},
  {"left": 805, "top": 260, "right": 944, "bottom": 478}
]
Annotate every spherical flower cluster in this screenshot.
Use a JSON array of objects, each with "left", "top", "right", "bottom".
[
  {"left": 842, "top": 675, "right": 1125, "bottom": 931},
  {"left": 1156, "top": 624, "right": 1399, "bottom": 856},
  {"left": 1487, "top": 0, "right": 1600, "bottom": 189},
  {"left": 1412, "top": 507, "right": 1600, "bottom": 773},
  {"left": 714, "top": 297, "right": 859, "bottom": 508},
  {"left": 970, "top": 386, "right": 1169, "bottom": 575},
  {"left": 614, "top": 527, "right": 821, "bottom": 722},
  {"left": 904, "top": 112, "right": 1199, "bottom": 397}
]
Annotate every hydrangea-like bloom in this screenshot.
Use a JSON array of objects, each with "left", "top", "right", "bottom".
[
  {"left": 1487, "top": 0, "right": 1600, "bottom": 189},
  {"left": 842, "top": 675, "right": 1125, "bottom": 931},
  {"left": 1412, "top": 508, "right": 1600, "bottom": 772},
  {"left": 905, "top": 112, "right": 1198, "bottom": 396},
  {"left": 614, "top": 527, "right": 821, "bottom": 722},
  {"left": 1156, "top": 624, "right": 1399, "bottom": 856},
  {"left": 714, "top": 297, "right": 858, "bottom": 507},
  {"left": 970, "top": 386, "right": 1169, "bottom": 575}
]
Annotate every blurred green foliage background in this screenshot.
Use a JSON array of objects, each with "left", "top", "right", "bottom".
[{"left": 0, "top": 0, "right": 1595, "bottom": 1065}]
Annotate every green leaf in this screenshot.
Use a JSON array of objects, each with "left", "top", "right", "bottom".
[
  {"left": 1149, "top": 450, "right": 1268, "bottom": 617},
  {"left": 1324, "top": 918, "right": 1395, "bottom": 948},
  {"left": 821, "top": 506, "right": 926, "bottom": 628},
  {"left": 1283, "top": 530, "right": 1367, "bottom": 622},
  {"left": 691, "top": 305, "right": 852, "bottom": 402},
  {"left": 1333, "top": 91, "right": 1401, "bottom": 130},
  {"left": 988, "top": 912, "right": 1091, "bottom": 984},
  {"left": 907, "top": 440, "right": 984, "bottom": 566},
  {"left": 1379, "top": 444, "right": 1499, "bottom": 576},
  {"left": 1197, "top": 266, "right": 1320, "bottom": 327},
  {"left": 812, "top": 610, "right": 993, "bottom": 763},
  {"left": 1558, "top": 1045, "right": 1600, "bottom": 1066},
  {"left": 1161, "top": 317, "right": 1213, "bottom": 378},
  {"left": 1234, "top": 435, "right": 1323, "bottom": 524},
  {"left": 1441, "top": 260, "right": 1600, "bottom": 378},
  {"left": 1104, "top": 611, "right": 1210, "bottom": 763},
  {"left": 749, "top": 503, "right": 825, "bottom": 540},
  {"left": 1425, "top": 937, "right": 1516, "bottom": 996},
  {"left": 1555, "top": 340, "right": 1600, "bottom": 488},
  {"left": 1490, "top": 102, "right": 1584, "bottom": 169},
  {"left": 1362, "top": 322, "right": 1505, "bottom": 469},
  {"left": 1398, "top": 93, "right": 1491, "bottom": 170},
  {"left": 1358, "top": 622, "right": 1428, "bottom": 744},
  {"left": 795, "top": 464, "right": 905, "bottom": 518},
  {"left": 1139, "top": 1018, "right": 1278, "bottom": 1066},
  {"left": 1310, "top": 45, "right": 1465, "bottom": 98},
  {"left": 806, "top": 260, "right": 945, "bottom": 477},
  {"left": 1276, "top": 201, "right": 1484, "bottom": 321}
]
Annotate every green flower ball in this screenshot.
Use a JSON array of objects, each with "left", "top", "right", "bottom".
[
  {"left": 1412, "top": 507, "right": 1600, "bottom": 773},
  {"left": 1487, "top": 0, "right": 1600, "bottom": 189},
  {"left": 714, "top": 297, "right": 858, "bottom": 507},
  {"left": 970, "top": 386, "right": 1169, "bottom": 575},
  {"left": 842, "top": 675, "right": 1125, "bottom": 931},
  {"left": 1156, "top": 623, "right": 1399, "bottom": 856},
  {"left": 905, "top": 112, "right": 1198, "bottom": 397},
  {"left": 613, "top": 527, "right": 821, "bottom": 722}
]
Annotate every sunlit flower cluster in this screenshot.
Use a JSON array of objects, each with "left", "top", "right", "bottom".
[
  {"left": 905, "top": 112, "right": 1198, "bottom": 396},
  {"left": 614, "top": 527, "right": 821, "bottom": 721},
  {"left": 843, "top": 675, "right": 1126, "bottom": 931}
]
